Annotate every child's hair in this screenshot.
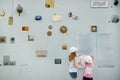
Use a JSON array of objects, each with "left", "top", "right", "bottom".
[{"left": 69, "top": 52, "right": 76, "bottom": 62}]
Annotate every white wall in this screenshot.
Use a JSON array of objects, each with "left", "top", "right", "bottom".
[{"left": 0, "top": 0, "right": 120, "bottom": 80}]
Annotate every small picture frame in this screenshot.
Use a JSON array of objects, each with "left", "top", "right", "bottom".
[
  {"left": 45, "top": 0, "right": 55, "bottom": 8},
  {"left": 36, "top": 50, "right": 47, "bottom": 57},
  {"left": 9, "top": 61, "right": 16, "bottom": 65},
  {"left": 54, "top": 59, "right": 62, "bottom": 64},
  {"left": 62, "top": 43, "right": 67, "bottom": 50},
  {"left": 8, "top": 16, "right": 13, "bottom": 25},
  {"left": 0, "top": 36, "right": 6, "bottom": 43},
  {"left": 28, "top": 35, "right": 34, "bottom": 41},
  {"left": 3, "top": 56, "right": 10, "bottom": 66},
  {"left": 52, "top": 15, "right": 62, "bottom": 22},
  {"left": 22, "top": 26, "right": 29, "bottom": 31},
  {"left": 3, "top": 56, "right": 16, "bottom": 66},
  {"left": 91, "top": 26, "right": 97, "bottom": 32}
]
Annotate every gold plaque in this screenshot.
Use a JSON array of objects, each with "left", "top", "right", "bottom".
[
  {"left": 22, "top": 26, "right": 29, "bottom": 31},
  {"left": 62, "top": 43, "right": 67, "bottom": 50},
  {"left": 8, "top": 17, "right": 13, "bottom": 25},
  {"left": 45, "top": 0, "right": 55, "bottom": 8},
  {"left": 91, "top": 26, "right": 97, "bottom": 32}
]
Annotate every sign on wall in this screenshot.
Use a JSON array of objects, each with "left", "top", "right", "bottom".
[{"left": 90, "top": 1, "right": 108, "bottom": 8}]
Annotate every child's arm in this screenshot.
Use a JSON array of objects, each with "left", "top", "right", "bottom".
[{"left": 73, "top": 59, "right": 79, "bottom": 68}]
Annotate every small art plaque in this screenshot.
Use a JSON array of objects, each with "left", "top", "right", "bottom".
[
  {"left": 0, "top": 36, "right": 6, "bottom": 43},
  {"left": 91, "top": 26, "right": 97, "bottom": 32},
  {"left": 22, "top": 26, "right": 29, "bottom": 31},
  {"left": 54, "top": 59, "right": 62, "bottom": 64},
  {"left": 9, "top": 61, "right": 16, "bottom": 65},
  {"left": 52, "top": 15, "right": 62, "bottom": 22},
  {"left": 45, "top": 0, "right": 55, "bottom": 8},
  {"left": 8, "top": 16, "right": 13, "bottom": 25},
  {"left": 62, "top": 43, "right": 67, "bottom": 50},
  {"left": 35, "top": 16, "right": 42, "bottom": 20},
  {"left": 28, "top": 35, "right": 34, "bottom": 41},
  {"left": 3, "top": 56, "right": 16, "bottom": 66},
  {"left": 0, "top": 9, "right": 5, "bottom": 17},
  {"left": 36, "top": 50, "right": 47, "bottom": 57}
]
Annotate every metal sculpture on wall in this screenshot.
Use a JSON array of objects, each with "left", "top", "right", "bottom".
[
  {"left": 16, "top": 4, "right": 23, "bottom": 16},
  {"left": 68, "top": 12, "right": 72, "bottom": 17},
  {"left": 114, "top": 0, "right": 119, "bottom": 6},
  {"left": 48, "top": 25, "right": 53, "bottom": 30},
  {"left": 59, "top": 25, "right": 68, "bottom": 34},
  {"left": 111, "top": 15, "right": 119, "bottom": 23},
  {"left": 47, "top": 31, "right": 52, "bottom": 36},
  {"left": 68, "top": 12, "right": 79, "bottom": 20},
  {"left": 0, "top": 9, "right": 5, "bottom": 17},
  {"left": 73, "top": 16, "right": 79, "bottom": 20},
  {"left": 35, "top": 16, "right": 42, "bottom": 20},
  {"left": 10, "top": 37, "right": 15, "bottom": 44}
]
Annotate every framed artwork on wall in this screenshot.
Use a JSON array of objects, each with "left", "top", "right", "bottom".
[
  {"left": 52, "top": 15, "right": 62, "bottom": 22},
  {"left": 22, "top": 26, "right": 29, "bottom": 31},
  {"left": 45, "top": 0, "right": 55, "bottom": 8},
  {"left": 28, "top": 35, "right": 34, "bottom": 41},
  {"left": 3, "top": 56, "right": 16, "bottom": 66},
  {"left": 36, "top": 50, "right": 47, "bottom": 57},
  {"left": 0, "top": 36, "right": 6, "bottom": 43},
  {"left": 54, "top": 59, "right": 62, "bottom": 64},
  {"left": 91, "top": 26, "right": 97, "bottom": 32}
]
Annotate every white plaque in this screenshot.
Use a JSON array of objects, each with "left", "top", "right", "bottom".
[{"left": 91, "top": 1, "right": 108, "bottom": 8}]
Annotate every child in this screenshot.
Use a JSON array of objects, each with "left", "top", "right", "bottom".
[
  {"left": 68, "top": 46, "right": 79, "bottom": 80},
  {"left": 82, "top": 55, "right": 94, "bottom": 80}
]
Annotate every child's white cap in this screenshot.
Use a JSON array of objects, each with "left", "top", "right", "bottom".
[
  {"left": 84, "top": 55, "right": 93, "bottom": 63},
  {"left": 70, "top": 46, "right": 77, "bottom": 53}
]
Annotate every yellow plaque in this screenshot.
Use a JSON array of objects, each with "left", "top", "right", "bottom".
[
  {"left": 22, "top": 26, "right": 29, "bottom": 31},
  {"left": 8, "top": 17, "right": 13, "bottom": 25}
]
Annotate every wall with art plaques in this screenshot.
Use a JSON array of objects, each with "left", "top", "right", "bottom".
[{"left": 0, "top": 0, "right": 120, "bottom": 80}]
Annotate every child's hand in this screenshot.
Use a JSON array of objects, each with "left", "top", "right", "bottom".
[
  {"left": 90, "top": 55, "right": 94, "bottom": 60},
  {"left": 78, "top": 61, "right": 81, "bottom": 65},
  {"left": 77, "top": 54, "right": 82, "bottom": 56}
]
